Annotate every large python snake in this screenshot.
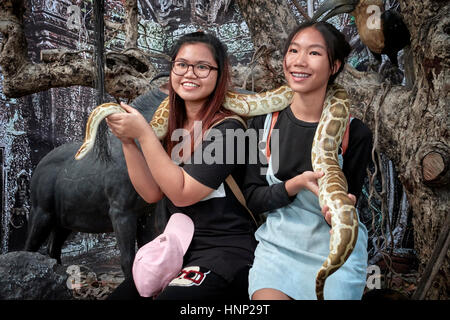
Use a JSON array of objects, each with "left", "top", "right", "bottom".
[
  {"left": 74, "top": 84, "right": 358, "bottom": 300},
  {"left": 311, "top": 85, "right": 359, "bottom": 300}
]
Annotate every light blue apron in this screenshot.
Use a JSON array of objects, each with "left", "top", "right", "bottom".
[{"left": 248, "top": 113, "right": 368, "bottom": 300}]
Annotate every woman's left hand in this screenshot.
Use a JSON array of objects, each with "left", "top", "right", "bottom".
[
  {"left": 106, "top": 102, "right": 150, "bottom": 143},
  {"left": 321, "top": 193, "right": 357, "bottom": 228}
]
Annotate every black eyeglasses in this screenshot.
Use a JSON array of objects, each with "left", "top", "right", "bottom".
[{"left": 171, "top": 61, "right": 218, "bottom": 78}]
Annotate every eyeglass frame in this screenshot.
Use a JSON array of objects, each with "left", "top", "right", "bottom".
[{"left": 171, "top": 60, "right": 219, "bottom": 78}]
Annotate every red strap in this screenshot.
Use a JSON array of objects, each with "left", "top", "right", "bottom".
[
  {"left": 266, "top": 112, "right": 279, "bottom": 159},
  {"left": 341, "top": 115, "right": 351, "bottom": 156}
]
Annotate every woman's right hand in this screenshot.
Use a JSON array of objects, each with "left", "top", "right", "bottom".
[
  {"left": 285, "top": 171, "right": 324, "bottom": 197},
  {"left": 106, "top": 102, "right": 149, "bottom": 145}
]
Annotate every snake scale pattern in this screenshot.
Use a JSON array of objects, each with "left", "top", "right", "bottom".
[
  {"left": 311, "top": 85, "right": 359, "bottom": 300},
  {"left": 75, "top": 84, "right": 358, "bottom": 300}
]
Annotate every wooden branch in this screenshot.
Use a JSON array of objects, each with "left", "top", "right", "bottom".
[
  {"left": 105, "top": 20, "right": 125, "bottom": 32},
  {"left": 291, "top": 0, "right": 311, "bottom": 21},
  {"left": 40, "top": 49, "right": 93, "bottom": 63},
  {"left": 122, "top": 47, "right": 171, "bottom": 63},
  {"left": 422, "top": 151, "right": 449, "bottom": 187},
  {"left": 3, "top": 50, "right": 159, "bottom": 99},
  {"left": 235, "top": 0, "right": 297, "bottom": 51},
  {"left": 0, "top": 2, "right": 28, "bottom": 76},
  {"left": 2, "top": 60, "right": 95, "bottom": 98},
  {"left": 0, "top": 0, "right": 161, "bottom": 100}
]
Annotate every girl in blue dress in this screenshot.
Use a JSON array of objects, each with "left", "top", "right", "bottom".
[{"left": 244, "top": 21, "right": 372, "bottom": 300}]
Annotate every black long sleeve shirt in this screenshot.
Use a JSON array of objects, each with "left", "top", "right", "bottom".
[{"left": 243, "top": 106, "right": 373, "bottom": 216}]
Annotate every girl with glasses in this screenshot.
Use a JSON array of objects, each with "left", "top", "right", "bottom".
[{"left": 106, "top": 31, "right": 256, "bottom": 300}]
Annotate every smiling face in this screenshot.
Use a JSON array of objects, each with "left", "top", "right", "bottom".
[
  {"left": 170, "top": 42, "right": 219, "bottom": 108},
  {"left": 283, "top": 27, "right": 340, "bottom": 96}
]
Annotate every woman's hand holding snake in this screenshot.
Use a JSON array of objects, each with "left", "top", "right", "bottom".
[
  {"left": 285, "top": 171, "right": 356, "bottom": 226},
  {"left": 106, "top": 102, "right": 151, "bottom": 144},
  {"left": 285, "top": 170, "right": 324, "bottom": 197},
  {"left": 321, "top": 193, "right": 357, "bottom": 227}
]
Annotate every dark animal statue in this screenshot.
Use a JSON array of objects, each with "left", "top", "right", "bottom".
[{"left": 24, "top": 88, "right": 168, "bottom": 278}]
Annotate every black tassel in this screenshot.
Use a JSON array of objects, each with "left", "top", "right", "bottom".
[{"left": 93, "top": 0, "right": 111, "bottom": 163}]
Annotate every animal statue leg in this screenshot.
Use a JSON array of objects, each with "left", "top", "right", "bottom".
[
  {"left": 135, "top": 202, "right": 161, "bottom": 248},
  {"left": 24, "top": 206, "right": 53, "bottom": 252},
  {"left": 109, "top": 206, "right": 138, "bottom": 279},
  {"left": 47, "top": 227, "right": 72, "bottom": 264}
]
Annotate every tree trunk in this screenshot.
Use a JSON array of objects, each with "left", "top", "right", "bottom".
[
  {"left": 342, "top": 0, "right": 449, "bottom": 299},
  {"left": 235, "top": 0, "right": 298, "bottom": 90}
]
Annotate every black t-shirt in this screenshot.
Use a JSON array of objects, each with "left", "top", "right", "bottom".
[
  {"left": 165, "top": 118, "right": 257, "bottom": 282},
  {"left": 243, "top": 105, "right": 373, "bottom": 215}
]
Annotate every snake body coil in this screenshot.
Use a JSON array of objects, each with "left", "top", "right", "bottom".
[{"left": 311, "top": 85, "right": 359, "bottom": 300}]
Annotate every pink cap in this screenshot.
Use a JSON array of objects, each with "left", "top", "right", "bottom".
[{"left": 132, "top": 213, "right": 194, "bottom": 297}]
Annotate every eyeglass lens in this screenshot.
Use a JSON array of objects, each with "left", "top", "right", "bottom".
[{"left": 172, "top": 62, "right": 215, "bottom": 78}]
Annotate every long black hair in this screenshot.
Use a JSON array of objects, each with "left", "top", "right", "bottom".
[{"left": 283, "top": 21, "right": 351, "bottom": 85}]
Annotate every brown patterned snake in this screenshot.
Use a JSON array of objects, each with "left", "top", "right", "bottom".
[
  {"left": 312, "top": 84, "right": 359, "bottom": 300},
  {"left": 74, "top": 84, "right": 359, "bottom": 300},
  {"left": 74, "top": 86, "right": 293, "bottom": 158}
]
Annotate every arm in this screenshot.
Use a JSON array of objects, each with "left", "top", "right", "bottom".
[
  {"left": 244, "top": 161, "right": 324, "bottom": 214},
  {"left": 107, "top": 102, "right": 214, "bottom": 207},
  {"left": 139, "top": 118, "right": 248, "bottom": 206},
  {"left": 121, "top": 140, "right": 163, "bottom": 204},
  {"left": 137, "top": 128, "right": 213, "bottom": 207},
  {"left": 243, "top": 115, "right": 347, "bottom": 220},
  {"left": 285, "top": 171, "right": 324, "bottom": 196},
  {"left": 243, "top": 116, "right": 297, "bottom": 214}
]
